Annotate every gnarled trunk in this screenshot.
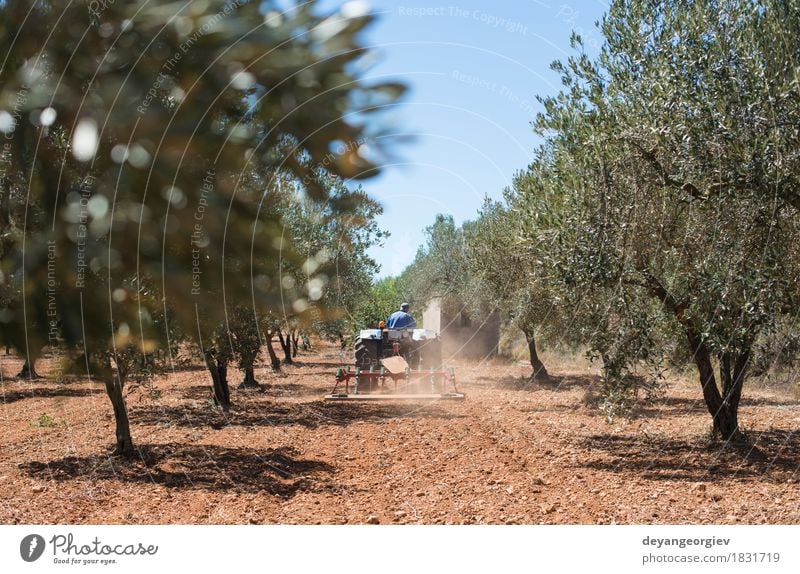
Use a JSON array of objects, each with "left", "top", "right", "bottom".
[
  {"left": 204, "top": 349, "right": 231, "bottom": 411},
  {"left": 104, "top": 378, "right": 134, "bottom": 455},
  {"left": 17, "top": 359, "right": 41, "bottom": 379},
  {"left": 265, "top": 332, "right": 281, "bottom": 371},
  {"left": 522, "top": 327, "right": 548, "bottom": 379},
  {"left": 685, "top": 328, "right": 746, "bottom": 441},
  {"left": 277, "top": 330, "right": 293, "bottom": 364},
  {"left": 648, "top": 275, "right": 747, "bottom": 441},
  {"left": 291, "top": 330, "right": 299, "bottom": 358},
  {"left": 239, "top": 365, "right": 260, "bottom": 389}
]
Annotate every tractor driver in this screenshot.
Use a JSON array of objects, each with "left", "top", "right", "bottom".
[{"left": 386, "top": 302, "right": 417, "bottom": 329}]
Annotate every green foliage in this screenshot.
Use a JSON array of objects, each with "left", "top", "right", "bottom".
[
  {"left": 355, "top": 276, "right": 401, "bottom": 329},
  {"left": 398, "top": 205, "right": 561, "bottom": 374},
  {"left": 750, "top": 317, "right": 800, "bottom": 376},
  {"left": 465, "top": 194, "right": 562, "bottom": 342},
  {"left": 0, "top": 0, "right": 404, "bottom": 361},
  {"left": 401, "top": 214, "right": 471, "bottom": 318},
  {"left": 276, "top": 171, "right": 387, "bottom": 341},
  {"left": 517, "top": 0, "right": 800, "bottom": 435},
  {"left": 31, "top": 413, "right": 59, "bottom": 428},
  {"left": 0, "top": 0, "right": 404, "bottom": 451}
]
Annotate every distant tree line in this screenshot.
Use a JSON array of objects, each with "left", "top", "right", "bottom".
[{"left": 392, "top": 0, "right": 800, "bottom": 440}]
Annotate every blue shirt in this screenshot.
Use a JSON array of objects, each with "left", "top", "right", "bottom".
[{"left": 386, "top": 311, "right": 417, "bottom": 329}]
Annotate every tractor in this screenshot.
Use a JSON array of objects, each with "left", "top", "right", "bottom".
[
  {"left": 326, "top": 326, "right": 464, "bottom": 401},
  {"left": 354, "top": 327, "right": 440, "bottom": 371}
]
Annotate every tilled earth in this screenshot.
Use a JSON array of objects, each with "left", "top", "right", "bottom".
[{"left": 1, "top": 345, "right": 798, "bottom": 524}]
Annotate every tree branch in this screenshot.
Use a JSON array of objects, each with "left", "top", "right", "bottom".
[{"left": 624, "top": 138, "right": 704, "bottom": 200}]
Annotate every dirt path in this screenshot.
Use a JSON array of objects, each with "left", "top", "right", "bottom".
[{"left": 0, "top": 345, "right": 798, "bottom": 524}]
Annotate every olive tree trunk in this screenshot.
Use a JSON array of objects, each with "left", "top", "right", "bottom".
[
  {"left": 17, "top": 359, "right": 41, "bottom": 379},
  {"left": 203, "top": 349, "right": 231, "bottom": 411},
  {"left": 649, "top": 276, "right": 747, "bottom": 441},
  {"left": 265, "top": 332, "right": 281, "bottom": 371},
  {"left": 103, "top": 377, "right": 134, "bottom": 455},
  {"left": 277, "top": 330, "right": 293, "bottom": 364},
  {"left": 240, "top": 366, "right": 259, "bottom": 388},
  {"left": 686, "top": 328, "right": 747, "bottom": 441},
  {"left": 522, "top": 327, "right": 548, "bottom": 379}
]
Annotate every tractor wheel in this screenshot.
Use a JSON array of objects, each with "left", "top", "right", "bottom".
[
  {"left": 402, "top": 341, "right": 421, "bottom": 370},
  {"left": 354, "top": 337, "right": 378, "bottom": 370}
]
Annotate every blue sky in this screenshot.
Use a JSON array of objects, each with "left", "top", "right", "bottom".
[{"left": 326, "top": 0, "right": 610, "bottom": 277}]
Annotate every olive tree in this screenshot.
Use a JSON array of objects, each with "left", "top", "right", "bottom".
[
  {"left": 524, "top": 0, "right": 800, "bottom": 438},
  {"left": 0, "top": 0, "right": 404, "bottom": 453},
  {"left": 464, "top": 196, "right": 558, "bottom": 378},
  {"left": 402, "top": 215, "right": 470, "bottom": 318},
  {"left": 355, "top": 276, "right": 402, "bottom": 329},
  {"left": 278, "top": 171, "right": 386, "bottom": 346}
]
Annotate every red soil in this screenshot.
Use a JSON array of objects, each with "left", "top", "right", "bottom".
[{"left": 0, "top": 344, "right": 797, "bottom": 524}]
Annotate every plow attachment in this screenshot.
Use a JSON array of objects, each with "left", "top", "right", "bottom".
[{"left": 325, "top": 356, "right": 465, "bottom": 401}]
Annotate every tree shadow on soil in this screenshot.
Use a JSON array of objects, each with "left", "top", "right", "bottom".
[
  {"left": 179, "top": 383, "right": 323, "bottom": 401},
  {"left": 19, "top": 444, "right": 337, "bottom": 496},
  {"left": 489, "top": 373, "right": 600, "bottom": 392},
  {"left": 0, "top": 384, "right": 101, "bottom": 404},
  {"left": 632, "top": 397, "right": 709, "bottom": 419},
  {"left": 130, "top": 400, "right": 464, "bottom": 430},
  {"left": 633, "top": 396, "right": 799, "bottom": 420},
  {"left": 581, "top": 429, "right": 799, "bottom": 483},
  {"left": 257, "top": 383, "right": 326, "bottom": 397},
  {"left": 289, "top": 360, "right": 348, "bottom": 370}
]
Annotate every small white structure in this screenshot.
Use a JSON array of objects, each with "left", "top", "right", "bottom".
[{"left": 422, "top": 297, "right": 499, "bottom": 359}]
